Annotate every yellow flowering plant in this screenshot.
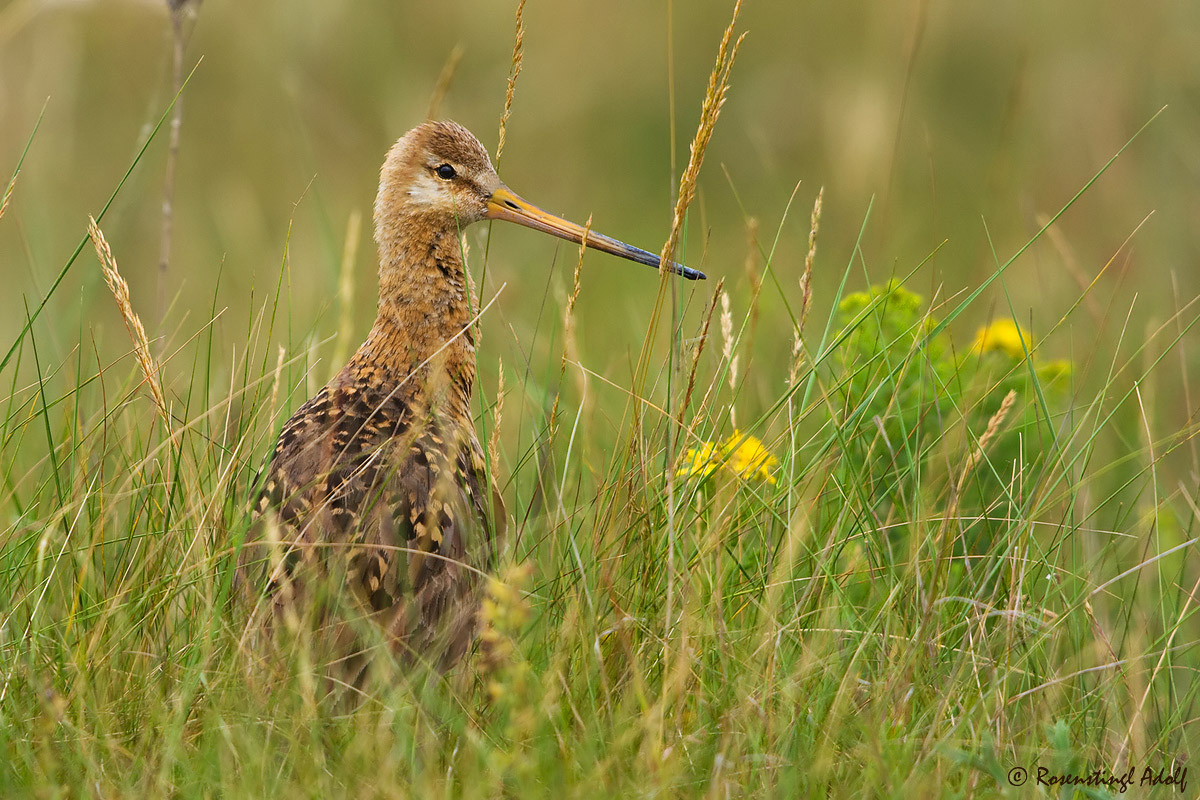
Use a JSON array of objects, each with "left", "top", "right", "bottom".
[
  {"left": 832, "top": 280, "right": 958, "bottom": 507},
  {"left": 970, "top": 317, "right": 1072, "bottom": 388},
  {"left": 676, "top": 430, "right": 778, "bottom": 486},
  {"left": 972, "top": 318, "right": 1033, "bottom": 359},
  {"left": 963, "top": 316, "right": 1073, "bottom": 541},
  {"left": 828, "top": 282, "right": 1075, "bottom": 552}
]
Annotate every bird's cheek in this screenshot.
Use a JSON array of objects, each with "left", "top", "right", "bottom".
[{"left": 405, "top": 174, "right": 451, "bottom": 210}]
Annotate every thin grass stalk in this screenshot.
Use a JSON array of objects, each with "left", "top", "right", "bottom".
[
  {"left": 800, "top": 186, "right": 823, "bottom": 334},
  {"left": 548, "top": 217, "right": 590, "bottom": 435},
  {"left": 741, "top": 216, "right": 762, "bottom": 359},
  {"left": 331, "top": 210, "right": 362, "bottom": 375},
  {"left": 632, "top": 1, "right": 745, "bottom": 404},
  {"left": 677, "top": 277, "right": 724, "bottom": 427},
  {"left": 719, "top": 290, "right": 738, "bottom": 428},
  {"left": 620, "top": 6, "right": 745, "bottom": 595},
  {"left": 957, "top": 389, "right": 1018, "bottom": 495},
  {"left": 427, "top": 44, "right": 465, "bottom": 120},
  {"left": 1, "top": 71, "right": 200, "bottom": 375},
  {"left": 488, "top": 357, "right": 505, "bottom": 483},
  {"left": 927, "top": 389, "right": 1018, "bottom": 613},
  {"left": 478, "top": 0, "right": 525, "bottom": 338},
  {"left": 268, "top": 344, "right": 285, "bottom": 422},
  {"left": 656, "top": 3, "right": 744, "bottom": 278},
  {"left": 157, "top": 0, "right": 197, "bottom": 325},
  {"left": 639, "top": 2, "right": 746, "bottom": 732},
  {"left": 0, "top": 167, "right": 17, "bottom": 224}
]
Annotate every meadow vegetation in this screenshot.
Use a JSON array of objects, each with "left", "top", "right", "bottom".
[{"left": 1, "top": 1, "right": 1198, "bottom": 797}]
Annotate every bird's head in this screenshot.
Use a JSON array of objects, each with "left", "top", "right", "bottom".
[
  {"left": 378, "top": 120, "right": 500, "bottom": 224},
  {"left": 376, "top": 120, "right": 705, "bottom": 280}
]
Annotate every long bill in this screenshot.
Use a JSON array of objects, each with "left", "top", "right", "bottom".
[{"left": 486, "top": 186, "right": 706, "bottom": 281}]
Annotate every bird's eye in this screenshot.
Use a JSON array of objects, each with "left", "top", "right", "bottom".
[{"left": 435, "top": 164, "right": 456, "bottom": 180}]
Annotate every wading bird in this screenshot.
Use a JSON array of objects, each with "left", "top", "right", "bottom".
[{"left": 246, "top": 120, "right": 703, "bottom": 683}]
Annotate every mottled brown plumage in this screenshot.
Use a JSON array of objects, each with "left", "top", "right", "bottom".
[{"left": 244, "top": 120, "right": 703, "bottom": 682}]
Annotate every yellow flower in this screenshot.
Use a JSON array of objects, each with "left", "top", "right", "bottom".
[
  {"left": 677, "top": 440, "right": 722, "bottom": 480},
  {"left": 972, "top": 319, "right": 1032, "bottom": 359},
  {"left": 676, "top": 430, "right": 778, "bottom": 485},
  {"left": 726, "top": 433, "right": 779, "bottom": 484}
]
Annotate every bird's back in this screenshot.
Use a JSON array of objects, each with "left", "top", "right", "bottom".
[{"left": 245, "top": 358, "right": 499, "bottom": 678}]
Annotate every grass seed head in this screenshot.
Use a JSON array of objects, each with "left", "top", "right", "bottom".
[{"left": 88, "top": 216, "right": 170, "bottom": 428}]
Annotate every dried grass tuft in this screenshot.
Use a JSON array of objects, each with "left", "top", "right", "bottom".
[
  {"left": 89, "top": 216, "right": 170, "bottom": 428},
  {"left": 549, "top": 217, "right": 591, "bottom": 431},
  {"left": 790, "top": 188, "right": 824, "bottom": 385},
  {"left": 632, "top": 0, "right": 744, "bottom": 412},
  {"left": 495, "top": 0, "right": 526, "bottom": 164},
  {"left": 678, "top": 277, "right": 724, "bottom": 426},
  {"left": 488, "top": 357, "right": 505, "bottom": 481},
  {"left": 787, "top": 332, "right": 805, "bottom": 388},
  {"left": 0, "top": 170, "right": 17, "bottom": 224},
  {"left": 720, "top": 290, "right": 738, "bottom": 426},
  {"left": 956, "top": 389, "right": 1018, "bottom": 494},
  {"left": 799, "top": 186, "right": 823, "bottom": 333},
  {"left": 657, "top": 0, "right": 745, "bottom": 271}
]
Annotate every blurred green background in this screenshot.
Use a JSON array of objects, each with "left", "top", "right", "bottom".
[{"left": 1, "top": 0, "right": 1197, "bottom": 425}]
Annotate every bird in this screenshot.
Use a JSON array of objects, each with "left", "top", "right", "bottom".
[{"left": 244, "top": 120, "right": 704, "bottom": 684}]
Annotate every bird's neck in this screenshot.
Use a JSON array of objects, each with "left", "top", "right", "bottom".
[{"left": 346, "top": 214, "right": 478, "bottom": 402}]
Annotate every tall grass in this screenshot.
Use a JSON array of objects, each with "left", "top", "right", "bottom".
[{"left": 2, "top": 4, "right": 1198, "bottom": 799}]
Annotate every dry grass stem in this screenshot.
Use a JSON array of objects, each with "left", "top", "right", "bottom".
[
  {"left": 427, "top": 44, "right": 465, "bottom": 120},
  {"left": 550, "top": 218, "right": 591, "bottom": 430},
  {"left": 495, "top": 0, "right": 526, "bottom": 164},
  {"left": 332, "top": 209, "right": 362, "bottom": 373},
  {"left": 631, "top": 0, "right": 744, "bottom": 414},
  {"left": 743, "top": 217, "right": 760, "bottom": 293},
  {"left": 0, "top": 170, "right": 17, "bottom": 223},
  {"left": 720, "top": 290, "right": 738, "bottom": 426},
  {"left": 269, "top": 344, "right": 285, "bottom": 420},
  {"left": 957, "top": 389, "right": 1018, "bottom": 493},
  {"left": 678, "top": 278, "right": 724, "bottom": 425},
  {"left": 719, "top": 291, "right": 733, "bottom": 366},
  {"left": 657, "top": 0, "right": 745, "bottom": 272},
  {"left": 787, "top": 331, "right": 804, "bottom": 388},
  {"left": 799, "top": 186, "right": 823, "bottom": 334},
  {"left": 89, "top": 216, "right": 170, "bottom": 427},
  {"left": 157, "top": 0, "right": 198, "bottom": 324},
  {"left": 1037, "top": 212, "right": 1106, "bottom": 327},
  {"left": 488, "top": 357, "right": 505, "bottom": 481},
  {"left": 565, "top": 217, "right": 588, "bottom": 323},
  {"left": 790, "top": 188, "right": 823, "bottom": 385},
  {"left": 564, "top": 217, "right": 588, "bottom": 398},
  {"left": 744, "top": 216, "right": 762, "bottom": 346}
]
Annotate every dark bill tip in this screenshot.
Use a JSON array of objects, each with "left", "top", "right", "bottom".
[{"left": 487, "top": 186, "right": 707, "bottom": 281}]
